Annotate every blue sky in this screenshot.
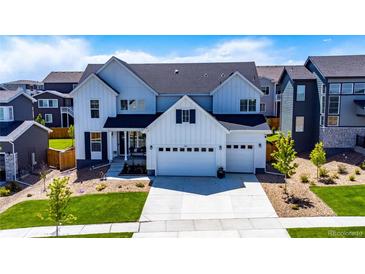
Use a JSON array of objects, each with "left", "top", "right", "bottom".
[{"left": 1, "top": 35, "right": 365, "bottom": 83}]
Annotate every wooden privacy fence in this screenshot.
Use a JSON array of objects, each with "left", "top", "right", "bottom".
[
  {"left": 47, "top": 147, "right": 76, "bottom": 171},
  {"left": 267, "top": 117, "right": 280, "bottom": 130},
  {"left": 266, "top": 142, "right": 277, "bottom": 162},
  {"left": 49, "top": 127, "right": 70, "bottom": 139}
]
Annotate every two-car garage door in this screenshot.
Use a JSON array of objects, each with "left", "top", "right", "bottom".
[{"left": 157, "top": 146, "right": 216, "bottom": 176}]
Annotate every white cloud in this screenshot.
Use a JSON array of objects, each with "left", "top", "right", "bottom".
[{"left": 0, "top": 36, "right": 301, "bottom": 83}]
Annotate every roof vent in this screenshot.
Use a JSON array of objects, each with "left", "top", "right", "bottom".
[
  {"left": 220, "top": 73, "right": 225, "bottom": 78},
  {"left": 174, "top": 69, "right": 179, "bottom": 74},
  {"left": 203, "top": 73, "right": 208, "bottom": 77}
]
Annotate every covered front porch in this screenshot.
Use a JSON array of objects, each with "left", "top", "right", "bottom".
[{"left": 107, "top": 130, "right": 146, "bottom": 161}]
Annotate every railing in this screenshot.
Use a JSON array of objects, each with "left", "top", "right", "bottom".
[
  {"left": 60, "top": 106, "right": 74, "bottom": 117},
  {"left": 275, "top": 94, "right": 281, "bottom": 101},
  {"left": 356, "top": 135, "right": 365, "bottom": 148}
]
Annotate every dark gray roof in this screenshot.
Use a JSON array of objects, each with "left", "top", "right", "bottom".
[
  {"left": 80, "top": 60, "right": 261, "bottom": 94},
  {"left": 257, "top": 66, "right": 285, "bottom": 82},
  {"left": 104, "top": 114, "right": 162, "bottom": 128},
  {"left": 43, "top": 71, "right": 83, "bottom": 83},
  {"left": 283, "top": 66, "right": 315, "bottom": 80},
  {"left": 308, "top": 55, "right": 365, "bottom": 78},
  {"left": 0, "top": 89, "right": 19, "bottom": 101},
  {"left": 212, "top": 114, "right": 270, "bottom": 131},
  {"left": 2, "top": 80, "right": 43, "bottom": 85},
  {"left": 0, "top": 121, "right": 23, "bottom": 136}
]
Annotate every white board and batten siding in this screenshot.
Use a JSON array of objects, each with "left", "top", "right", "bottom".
[
  {"left": 145, "top": 96, "right": 227, "bottom": 175},
  {"left": 72, "top": 76, "right": 117, "bottom": 159},
  {"left": 213, "top": 74, "right": 261, "bottom": 114},
  {"left": 98, "top": 59, "right": 156, "bottom": 114}
]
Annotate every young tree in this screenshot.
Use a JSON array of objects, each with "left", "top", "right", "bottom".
[
  {"left": 47, "top": 177, "right": 76, "bottom": 237},
  {"left": 39, "top": 163, "right": 48, "bottom": 193},
  {"left": 35, "top": 113, "right": 45, "bottom": 126},
  {"left": 271, "top": 132, "right": 297, "bottom": 194},
  {"left": 310, "top": 142, "right": 326, "bottom": 179},
  {"left": 68, "top": 125, "right": 75, "bottom": 147}
]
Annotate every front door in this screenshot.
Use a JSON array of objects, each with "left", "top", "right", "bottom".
[
  {"left": 119, "top": 131, "right": 129, "bottom": 155},
  {"left": 0, "top": 154, "right": 6, "bottom": 181}
]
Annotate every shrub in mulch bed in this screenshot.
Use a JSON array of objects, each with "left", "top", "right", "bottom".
[
  {"left": 285, "top": 194, "right": 314, "bottom": 210},
  {"left": 0, "top": 181, "right": 24, "bottom": 197}
]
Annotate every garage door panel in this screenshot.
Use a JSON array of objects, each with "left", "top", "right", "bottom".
[
  {"left": 226, "top": 144, "right": 254, "bottom": 173},
  {"left": 157, "top": 147, "right": 216, "bottom": 176}
]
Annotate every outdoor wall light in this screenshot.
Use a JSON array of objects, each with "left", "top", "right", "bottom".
[
  {"left": 219, "top": 145, "right": 222, "bottom": 150},
  {"left": 259, "top": 143, "right": 262, "bottom": 148},
  {"left": 150, "top": 145, "right": 153, "bottom": 150}
]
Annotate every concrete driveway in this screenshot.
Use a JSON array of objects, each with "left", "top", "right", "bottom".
[{"left": 140, "top": 174, "right": 277, "bottom": 222}]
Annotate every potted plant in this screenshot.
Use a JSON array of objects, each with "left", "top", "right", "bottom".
[{"left": 217, "top": 167, "right": 225, "bottom": 179}]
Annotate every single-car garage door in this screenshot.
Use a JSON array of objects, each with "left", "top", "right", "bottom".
[
  {"left": 226, "top": 144, "right": 254, "bottom": 173},
  {"left": 157, "top": 146, "right": 216, "bottom": 176}
]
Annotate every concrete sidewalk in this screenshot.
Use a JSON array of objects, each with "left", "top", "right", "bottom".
[{"left": 1, "top": 216, "right": 365, "bottom": 238}]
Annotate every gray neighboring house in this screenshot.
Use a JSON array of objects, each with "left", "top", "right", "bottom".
[
  {"left": 43, "top": 71, "right": 82, "bottom": 93},
  {"left": 0, "top": 90, "right": 51, "bottom": 182},
  {"left": 256, "top": 66, "right": 284, "bottom": 117},
  {"left": 1, "top": 80, "right": 44, "bottom": 91},
  {"left": 278, "top": 66, "right": 319, "bottom": 152},
  {"left": 304, "top": 55, "right": 365, "bottom": 152}
]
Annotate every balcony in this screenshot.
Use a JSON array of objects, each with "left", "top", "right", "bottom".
[{"left": 60, "top": 106, "right": 74, "bottom": 117}]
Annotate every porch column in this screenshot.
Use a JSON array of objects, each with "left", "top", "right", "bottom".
[
  {"left": 107, "top": 131, "right": 113, "bottom": 161},
  {"left": 124, "top": 130, "right": 128, "bottom": 160}
]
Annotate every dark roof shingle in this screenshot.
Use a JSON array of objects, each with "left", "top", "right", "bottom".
[
  {"left": 103, "top": 114, "right": 162, "bottom": 129},
  {"left": 43, "top": 71, "right": 83, "bottom": 83},
  {"left": 257, "top": 66, "right": 285, "bottom": 82},
  {"left": 212, "top": 114, "right": 270, "bottom": 130},
  {"left": 283, "top": 66, "right": 315, "bottom": 80},
  {"left": 0, "top": 121, "right": 23, "bottom": 136}
]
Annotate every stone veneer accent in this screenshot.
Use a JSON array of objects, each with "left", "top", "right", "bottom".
[
  {"left": 4, "top": 153, "right": 17, "bottom": 181},
  {"left": 320, "top": 127, "right": 365, "bottom": 148}
]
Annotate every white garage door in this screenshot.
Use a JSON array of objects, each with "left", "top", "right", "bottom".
[
  {"left": 157, "top": 146, "right": 216, "bottom": 176},
  {"left": 226, "top": 144, "right": 254, "bottom": 173}
]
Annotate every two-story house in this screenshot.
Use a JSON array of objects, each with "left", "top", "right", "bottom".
[
  {"left": 32, "top": 71, "right": 83, "bottom": 128},
  {"left": 1, "top": 80, "right": 44, "bottom": 91},
  {"left": 71, "top": 57, "right": 271, "bottom": 176},
  {"left": 256, "top": 66, "right": 284, "bottom": 118},
  {"left": 0, "top": 89, "right": 51, "bottom": 182}
]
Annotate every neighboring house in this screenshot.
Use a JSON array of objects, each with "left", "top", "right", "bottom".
[
  {"left": 1, "top": 80, "right": 44, "bottom": 91},
  {"left": 33, "top": 90, "right": 73, "bottom": 128},
  {"left": 256, "top": 66, "right": 284, "bottom": 117},
  {"left": 43, "top": 71, "right": 83, "bottom": 93},
  {"left": 304, "top": 55, "right": 365, "bottom": 152},
  {"left": 71, "top": 57, "right": 271, "bottom": 176},
  {"left": 278, "top": 66, "right": 319, "bottom": 152},
  {"left": 0, "top": 90, "right": 51, "bottom": 181}
]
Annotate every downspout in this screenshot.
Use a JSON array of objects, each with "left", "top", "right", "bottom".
[{"left": 9, "top": 141, "right": 16, "bottom": 181}]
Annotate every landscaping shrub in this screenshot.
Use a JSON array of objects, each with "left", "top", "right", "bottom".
[
  {"left": 27, "top": 193, "right": 33, "bottom": 198},
  {"left": 0, "top": 187, "right": 11, "bottom": 197},
  {"left": 300, "top": 174, "right": 309, "bottom": 184},
  {"left": 359, "top": 161, "right": 365, "bottom": 170},
  {"left": 355, "top": 168, "right": 361, "bottom": 175},
  {"left": 338, "top": 164, "right": 348, "bottom": 174},
  {"left": 291, "top": 204, "right": 300, "bottom": 210},
  {"left": 332, "top": 172, "right": 339, "bottom": 179},
  {"left": 349, "top": 174, "right": 356, "bottom": 182},
  {"left": 319, "top": 167, "right": 329, "bottom": 178},
  {"left": 95, "top": 183, "right": 107, "bottom": 192},
  {"left": 135, "top": 182, "right": 145, "bottom": 188}
]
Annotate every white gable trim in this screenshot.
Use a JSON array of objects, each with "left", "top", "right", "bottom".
[
  {"left": 210, "top": 71, "right": 264, "bottom": 96},
  {"left": 0, "top": 121, "right": 52, "bottom": 142},
  {"left": 0, "top": 91, "right": 37, "bottom": 103},
  {"left": 143, "top": 95, "right": 229, "bottom": 134},
  {"left": 96, "top": 56, "right": 159, "bottom": 96},
  {"left": 69, "top": 73, "right": 118, "bottom": 97},
  {"left": 34, "top": 90, "right": 71, "bottom": 98}
]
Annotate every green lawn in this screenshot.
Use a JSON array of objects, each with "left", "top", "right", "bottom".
[
  {"left": 288, "top": 227, "right": 365, "bottom": 238},
  {"left": 311, "top": 185, "right": 365, "bottom": 216},
  {"left": 0, "top": 192, "right": 148, "bottom": 230},
  {"left": 49, "top": 138, "right": 73, "bottom": 150},
  {"left": 46, "top": 232, "right": 133, "bottom": 238}
]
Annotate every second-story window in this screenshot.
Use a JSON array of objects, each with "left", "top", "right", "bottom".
[
  {"left": 129, "top": 100, "right": 137, "bottom": 110},
  {"left": 182, "top": 109, "right": 190, "bottom": 123},
  {"left": 297, "top": 85, "right": 306, "bottom": 101},
  {"left": 120, "top": 99, "right": 145, "bottom": 111},
  {"left": 120, "top": 100, "right": 128, "bottom": 110},
  {"left": 90, "top": 100, "right": 99, "bottom": 118},
  {"left": 328, "top": 96, "right": 340, "bottom": 115},
  {"left": 261, "top": 86, "right": 270, "bottom": 95},
  {"left": 329, "top": 83, "right": 341, "bottom": 94},
  {"left": 0, "top": 106, "right": 14, "bottom": 121},
  {"left": 240, "top": 99, "right": 256, "bottom": 112},
  {"left": 341, "top": 83, "right": 353, "bottom": 94},
  {"left": 354, "top": 83, "right": 365, "bottom": 94},
  {"left": 260, "top": 103, "right": 266, "bottom": 112},
  {"left": 38, "top": 99, "right": 58, "bottom": 108}
]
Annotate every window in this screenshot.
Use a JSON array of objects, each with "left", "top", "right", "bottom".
[
  {"left": 201, "top": 148, "right": 207, "bottom": 152},
  {"left": 329, "top": 83, "right": 341, "bottom": 94},
  {"left": 187, "top": 148, "right": 192, "bottom": 152},
  {"left": 226, "top": 145, "right": 231, "bottom": 149},
  {"left": 260, "top": 103, "right": 266, "bottom": 112},
  {"left": 240, "top": 99, "right": 256, "bottom": 112},
  {"left": 320, "top": 115, "right": 324, "bottom": 127},
  {"left": 320, "top": 95, "right": 326, "bottom": 114},
  {"left": 173, "top": 148, "right": 178, "bottom": 152},
  {"left": 341, "top": 83, "right": 353, "bottom": 94},
  {"left": 295, "top": 116, "right": 304, "bottom": 132},
  {"left": 233, "top": 145, "right": 239, "bottom": 149},
  {"left": 297, "top": 85, "right": 306, "bottom": 101},
  {"left": 158, "top": 148, "right": 163, "bottom": 151},
  {"left": 90, "top": 132, "right": 101, "bottom": 152},
  {"left": 90, "top": 100, "right": 99, "bottom": 118},
  {"left": 321, "top": 85, "right": 326, "bottom": 94},
  {"left": 0, "top": 106, "right": 14, "bottom": 121},
  {"left": 275, "top": 84, "right": 281, "bottom": 94},
  {"left": 165, "top": 148, "right": 171, "bottom": 152},
  {"left": 120, "top": 100, "right": 128, "bottom": 110},
  {"left": 354, "top": 83, "right": 365, "bottom": 94},
  {"left": 182, "top": 109, "right": 190, "bottom": 123},
  {"left": 44, "top": 114, "right": 53, "bottom": 124},
  {"left": 247, "top": 145, "right": 253, "bottom": 149},
  {"left": 194, "top": 148, "right": 199, "bottom": 152},
  {"left": 261, "top": 86, "right": 270, "bottom": 95},
  {"left": 240, "top": 145, "right": 246, "bottom": 149},
  {"left": 328, "top": 96, "right": 340, "bottom": 115},
  {"left": 179, "top": 148, "right": 185, "bottom": 152},
  {"left": 38, "top": 99, "right": 58, "bottom": 108},
  {"left": 129, "top": 100, "right": 137, "bottom": 110},
  {"left": 208, "top": 148, "right": 214, "bottom": 152},
  {"left": 328, "top": 116, "right": 339, "bottom": 126}
]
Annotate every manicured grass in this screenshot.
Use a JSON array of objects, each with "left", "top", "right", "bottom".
[
  {"left": 266, "top": 133, "right": 279, "bottom": 143},
  {"left": 49, "top": 138, "right": 73, "bottom": 150},
  {"left": 311, "top": 185, "right": 365, "bottom": 216},
  {"left": 47, "top": 232, "right": 133, "bottom": 238},
  {"left": 0, "top": 192, "right": 148, "bottom": 230},
  {"left": 288, "top": 227, "right": 365, "bottom": 238}
]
